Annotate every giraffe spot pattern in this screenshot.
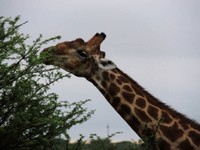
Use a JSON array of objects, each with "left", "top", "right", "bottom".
[
  {"left": 108, "top": 83, "right": 120, "bottom": 96},
  {"left": 111, "top": 97, "right": 121, "bottom": 108},
  {"left": 142, "top": 127, "right": 155, "bottom": 137},
  {"left": 112, "top": 69, "right": 119, "bottom": 74},
  {"left": 122, "top": 85, "right": 133, "bottom": 92},
  {"left": 94, "top": 69, "right": 200, "bottom": 149},
  {"left": 158, "top": 139, "right": 171, "bottom": 150},
  {"left": 135, "top": 107, "right": 152, "bottom": 123},
  {"left": 161, "top": 111, "right": 173, "bottom": 124},
  {"left": 179, "top": 120, "right": 189, "bottom": 130},
  {"left": 135, "top": 98, "right": 146, "bottom": 109},
  {"left": 118, "top": 104, "right": 131, "bottom": 118},
  {"left": 131, "top": 84, "right": 144, "bottom": 97},
  {"left": 127, "top": 115, "right": 141, "bottom": 133},
  {"left": 110, "top": 73, "right": 116, "bottom": 80},
  {"left": 102, "top": 71, "right": 109, "bottom": 81},
  {"left": 104, "top": 93, "right": 111, "bottom": 101},
  {"left": 189, "top": 130, "right": 200, "bottom": 146},
  {"left": 178, "top": 139, "right": 194, "bottom": 150},
  {"left": 122, "top": 92, "right": 135, "bottom": 104},
  {"left": 116, "top": 79, "right": 123, "bottom": 85},
  {"left": 160, "top": 122, "right": 183, "bottom": 142},
  {"left": 147, "top": 105, "right": 159, "bottom": 120},
  {"left": 118, "top": 75, "right": 129, "bottom": 83},
  {"left": 101, "top": 81, "right": 107, "bottom": 88}
]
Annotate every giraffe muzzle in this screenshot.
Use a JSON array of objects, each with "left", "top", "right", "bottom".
[{"left": 40, "top": 46, "right": 56, "bottom": 65}]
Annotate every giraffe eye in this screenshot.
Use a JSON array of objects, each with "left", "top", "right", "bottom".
[{"left": 77, "top": 49, "right": 88, "bottom": 59}]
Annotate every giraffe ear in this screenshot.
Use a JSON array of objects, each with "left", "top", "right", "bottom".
[{"left": 98, "top": 58, "right": 116, "bottom": 70}]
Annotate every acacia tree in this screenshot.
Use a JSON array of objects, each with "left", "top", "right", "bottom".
[{"left": 0, "top": 16, "right": 93, "bottom": 150}]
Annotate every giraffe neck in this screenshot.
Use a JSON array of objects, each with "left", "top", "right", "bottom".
[{"left": 87, "top": 67, "right": 200, "bottom": 149}]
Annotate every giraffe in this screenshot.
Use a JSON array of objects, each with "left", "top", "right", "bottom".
[{"left": 41, "top": 33, "right": 200, "bottom": 149}]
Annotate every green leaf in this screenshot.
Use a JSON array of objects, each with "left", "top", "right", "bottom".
[{"left": 0, "top": 16, "right": 93, "bottom": 149}]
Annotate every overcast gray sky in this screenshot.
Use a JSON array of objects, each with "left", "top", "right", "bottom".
[{"left": 1, "top": 0, "right": 200, "bottom": 142}]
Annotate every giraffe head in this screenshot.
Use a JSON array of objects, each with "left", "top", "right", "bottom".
[{"left": 41, "top": 33, "right": 116, "bottom": 77}]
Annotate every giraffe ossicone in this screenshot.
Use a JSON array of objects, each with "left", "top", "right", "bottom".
[{"left": 41, "top": 33, "right": 200, "bottom": 150}]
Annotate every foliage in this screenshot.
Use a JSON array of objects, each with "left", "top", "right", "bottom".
[
  {"left": 50, "top": 137, "right": 143, "bottom": 150},
  {"left": 88, "top": 133, "right": 120, "bottom": 150},
  {"left": 64, "top": 132, "right": 143, "bottom": 150},
  {"left": 0, "top": 16, "right": 93, "bottom": 150},
  {"left": 140, "top": 118, "right": 164, "bottom": 150}
]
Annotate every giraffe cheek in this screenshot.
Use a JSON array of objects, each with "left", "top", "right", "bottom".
[{"left": 63, "top": 64, "right": 74, "bottom": 72}]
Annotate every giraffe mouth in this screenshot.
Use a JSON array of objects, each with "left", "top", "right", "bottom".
[{"left": 40, "top": 46, "right": 57, "bottom": 65}]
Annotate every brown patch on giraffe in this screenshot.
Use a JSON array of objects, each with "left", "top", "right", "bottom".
[
  {"left": 116, "top": 79, "right": 123, "bottom": 85},
  {"left": 161, "top": 111, "right": 173, "bottom": 124},
  {"left": 131, "top": 84, "right": 144, "bottom": 97},
  {"left": 95, "top": 75, "right": 101, "bottom": 81},
  {"left": 158, "top": 139, "right": 171, "bottom": 150},
  {"left": 122, "top": 92, "right": 135, "bottom": 104},
  {"left": 179, "top": 120, "right": 189, "bottom": 130},
  {"left": 101, "top": 81, "right": 107, "bottom": 88},
  {"left": 104, "top": 93, "right": 111, "bottom": 101},
  {"left": 109, "top": 73, "right": 116, "bottom": 80},
  {"left": 118, "top": 75, "right": 129, "bottom": 83},
  {"left": 115, "top": 68, "right": 144, "bottom": 97},
  {"left": 135, "top": 108, "right": 152, "bottom": 123},
  {"left": 178, "top": 139, "right": 194, "bottom": 150},
  {"left": 135, "top": 98, "right": 146, "bottom": 109},
  {"left": 118, "top": 104, "right": 131, "bottom": 118},
  {"left": 127, "top": 115, "right": 141, "bottom": 133},
  {"left": 190, "top": 122, "right": 200, "bottom": 133},
  {"left": 122, "top": 85, "right": 133, "bottom": 92},
  {"left": 111, "top": 97, "right": 121, "bottom": 108},
  {"left": 108, "top": 83, "right": 120, "bottom": 96},
  {"left": 160, "top": 122, "right": 184, "bottom": 142},
  {"left": 99, "top": 88, "right": 106, "bottom": 96},
  {"left": 142, "top": 127, "right": 155, "bottom": 138},
  {"left": 189, "top": 130, "right": 200, "bottom": 147},
  {"left": 112, "top": 68, "right": 119, "bottom": 74},
  {"left": 147, "top": 105, "right": 159, "bottom": 120},
  {"left": 102, "top": 71, "right": 109, "bottom": 81}
]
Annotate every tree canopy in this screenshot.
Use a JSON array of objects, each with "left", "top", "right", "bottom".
[{"left": 0, "top": 16, "right": 93, "bottom": 150}]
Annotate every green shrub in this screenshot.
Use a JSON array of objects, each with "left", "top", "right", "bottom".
[{"left": 0, "top": 16, "right": 93, "bottom": 150}]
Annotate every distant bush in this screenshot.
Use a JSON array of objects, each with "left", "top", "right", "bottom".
[{"left": 48, "top": 137, "right": 143, "bottom": 150}]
